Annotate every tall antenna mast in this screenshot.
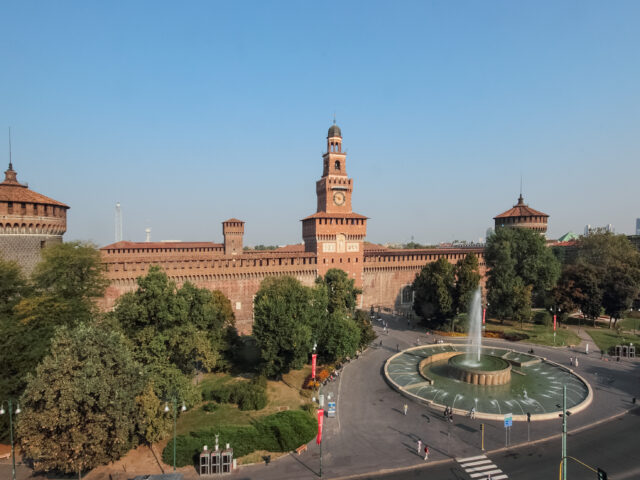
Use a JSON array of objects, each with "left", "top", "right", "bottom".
[{"left": 115, "top": 202, "right": 123, "bottom": 242}]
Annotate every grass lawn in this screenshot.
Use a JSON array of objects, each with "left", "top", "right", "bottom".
[
  {"left": 586, "top": 328, "right": 640, "bottom": 354},
  {"left": 485, "top": 319, "right": 581, "bottom": 347},
  {"left": 176, "top": 367, "right": 312, "bottom": 436},
  {"left": 618, "top": 316, "right": 640, "bottom": 333}
]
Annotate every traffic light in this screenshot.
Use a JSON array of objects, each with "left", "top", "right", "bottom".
[
  {"left": 597, "top": 467, "right": 607, "bottom": 480},
  {"left": 527, "top": 412, "right": 531, "bottom": 422},
  {"left": 480, "top": 423, "right": 484, "bottom": 431}
]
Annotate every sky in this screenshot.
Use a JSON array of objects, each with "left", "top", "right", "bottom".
[{"left": 1, "top": 1, "right": 639, "bottom": 247}]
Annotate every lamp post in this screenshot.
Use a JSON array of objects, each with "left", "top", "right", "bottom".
[
  {"left": 549, "top": 306, "right": 561, "bottom": 345},
  {"left": 165, "top": 398, "right": 187, "bottom": 471},
  {"left": 1, "top": 399, "right": 21, "bottom": 480}
]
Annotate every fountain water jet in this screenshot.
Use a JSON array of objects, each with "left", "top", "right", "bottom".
[{"left": 466, "top": 288, "right": 483, "bottom": 364}]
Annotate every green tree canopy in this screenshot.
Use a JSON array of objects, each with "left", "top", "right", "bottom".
[
  {"left": 17, "top": 322, "right": 144, "bottom": 475},
  {"left": 252, "top": 276, "right": 314, "bottom": 377},
  {"left": 485, "top": 228, "right": 560, "bottom": 321},
  {"left": 114, "top": 266, "right": 234, "bottom": 400},
  {"left": 454, "top": 253, "right": 481, "bottom": 314},
  {"left": 412, "top": 257, "right": 455, "bottom": 323},
  {"left": 317, "top": 268, "right": 362, "bottom": 315},
  {"left": 553, "top": 263, "right": 602, "bottom": 325},
  {"left": 317, "top": 312, "right": 361, "bottom": 362},
  {"left": 1, "top": 243, "right": 108, "bottom": 410}
]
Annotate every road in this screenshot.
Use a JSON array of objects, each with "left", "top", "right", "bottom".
[{"left": 364, "top": 407, "right": 640, "bottom": 480}]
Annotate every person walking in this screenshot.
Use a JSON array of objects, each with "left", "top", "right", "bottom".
[
  {"left": 575, "top": 358, "right": 579, "bottom": 367},
  {"left": 469, "top": 407, "right": 476, "bottom": 419},
  {"left": 570, "top": 357, "right": 573, "bottom": 366},
  {"left": 423, "top": 445, "right": 430, "bottom": 461},
  {"left": 586, "top": 343, "right": 589, "bottom": 355},
  {"left": 417, "top": 439, "right": 422, "bottom": 454},
  {"left": 403, "top": 404, "right": 408, "bottom": 415}
]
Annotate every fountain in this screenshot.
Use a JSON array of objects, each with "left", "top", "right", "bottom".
[
  {"left": 466, "top": 288, "right": 483, "bottom": 364},
  {"left": 383, "top": 287, "right": 593, "bottom": 420}
]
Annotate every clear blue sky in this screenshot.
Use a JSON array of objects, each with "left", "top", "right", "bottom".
[{"left": 1, "top": 1, "right": 639, "bottom": 246}]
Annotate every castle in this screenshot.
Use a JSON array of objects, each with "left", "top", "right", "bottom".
[
  {"left": 0, "top": 162, "right": 69, "bottom": 274},
  {"left": 100, "top": 125, "right": 487, "bottom": 333}
]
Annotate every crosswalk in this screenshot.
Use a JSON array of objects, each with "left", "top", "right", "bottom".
[{"left": 456, "top": 455, "right": 508, "bottom": 480}]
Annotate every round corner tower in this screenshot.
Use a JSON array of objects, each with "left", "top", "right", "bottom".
[{"left": 0, "top": 163, "right": 69, "bottom": 274}]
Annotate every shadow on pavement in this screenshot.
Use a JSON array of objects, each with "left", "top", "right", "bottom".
[{"left": 290, "top": 451, "right": 320, "bottom": 477}]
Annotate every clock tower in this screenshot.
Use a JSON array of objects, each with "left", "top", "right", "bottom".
[{"left": 302, "top": 124, "right": 367, "bottom": 286}]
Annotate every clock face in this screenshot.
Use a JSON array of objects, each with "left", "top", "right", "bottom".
[{"left": 333, "top": 191, "right": 345, "bottom": 206}]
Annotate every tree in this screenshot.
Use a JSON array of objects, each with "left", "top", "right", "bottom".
[
  {"left": 252, "top": 276, "right": 314, "bottom": 377},
  {"left": 602, "top": 265, "right": 639, "bottom": 328},
  {"left": 554, "top": 263, "right": 602, "bottom": 326},
  {"left": 0, "top": 257, "right": 26, "bottom": 315},
  {"left": 31, "top": 241, "right": 109, "bottom": 301},
  {"left": 17, "top": 322, "right": 144, "bottom": 475},
  {"left": 317, "top": 268, "right": 361, "bottom": 315},
  {"left": 454, "top": 253, "right": 481, "bottom": 314},
  {"left": 1, "top": 243, "right": 108, "bottom": 416},
  {"left": 134, "top": 381, "right": 172, "bottom": 445},
  {"left": 114, "top": 266, "right": 234, "bottom": 400},
  {"left": 317, "top": 312, "right": 361, "bottom": 362},
  {"left": 412, "top": 257, "right": 455, "bottom": 324},
  {"left": 353, "top": 309, "right": 376, "bottom": 349},
  {"left": 485, "top": 228, "right": 560, "bottom": 322}
]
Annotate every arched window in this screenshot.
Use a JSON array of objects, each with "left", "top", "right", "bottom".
[
  {"left": 335, "top": 160, "right": 341, "bottom": 170},
  {"left": 402, "top": 286, "right": 413, "bottom": 304}
]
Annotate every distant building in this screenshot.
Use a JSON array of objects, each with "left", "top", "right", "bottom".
[
  {"left": 584, "top": 224, "right": 614, "bottom": 236},
  {"left": 0, "top": 162, "right": 69, "bottom": 274},
  {"left": 636, "top": 218, "right": 640, "bottom": 235},
  {"left": 494, "top": 194, "right": 549, "bottom": 235},
  {"left": 557, "top": 232, "right": 579, "bottom": 242}
]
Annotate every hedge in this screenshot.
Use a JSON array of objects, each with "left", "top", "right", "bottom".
[
  {"left": 163, "top": 409, "right": 317, "bottom": 467},
  {"left": 202, "top": 376, "right": 268, "bottom": 411}
]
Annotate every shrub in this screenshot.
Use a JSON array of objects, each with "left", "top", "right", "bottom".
[
  {"left": 163, "top": 409, "right": 317, "bottom": 467},
  {"left": 203, "top": 378, "right": 267, "bottom": 410},
  {"left": 202, "top": 402, "right": 218, "bottom": 412},
  {"left": 533, "top": 310, "right": 552, "bottom": 326}
]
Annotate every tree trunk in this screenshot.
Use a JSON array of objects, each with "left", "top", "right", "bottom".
[{"left": 608, "top": 316, "right": 613, "bottom": 329}]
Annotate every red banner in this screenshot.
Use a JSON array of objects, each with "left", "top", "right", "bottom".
[
  {"left": 317, "top": 409, "right": 324, "bottom": 444},
  {"left": 553, "top": 314, "right": 557, "bottom": 331},
  {"left": 312, "top": 354, "right": 317, "bottom": 379},
  {"left": 482, "top": 308, "right": 486, "bottom": 325}
]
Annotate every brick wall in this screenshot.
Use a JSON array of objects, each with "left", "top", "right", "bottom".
[{"left": 0, "top": 234, "right": 63, "bottom": 275}]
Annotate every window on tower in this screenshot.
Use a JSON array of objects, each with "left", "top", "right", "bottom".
[{"left": 335, "top": 160, "right": 341, "bottom": 170}]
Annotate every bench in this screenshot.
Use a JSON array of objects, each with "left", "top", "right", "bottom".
[{"left": 295, "top": 444, "right": 308, "bottom": 455}]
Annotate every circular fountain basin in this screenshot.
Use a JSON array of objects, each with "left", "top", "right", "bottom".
[
  {"left": 385, "top": 344, "right": 593, "bottom": 421},
  {"left": 448, "top": 354, "right": 511, "bottom": 385}
]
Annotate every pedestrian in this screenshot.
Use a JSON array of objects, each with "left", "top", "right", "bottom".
[
  {"left": 569, "top": 357, "right": 573, "bottom": 366},
  {"left": 379, "top": 339, "right": 383, "bottom": 347},
  {"left": 407, "top": 319, "right": 410, "bottom": 327},
  {"left": 403, "top": 404, "right": 408, "bottom": 415},
  {"left": 417, "top": 439, "right": 422, "bottom": 454},
  {"left": 444, "top": 406, "right": 449, "bottom": 418},
  {"left": 585, "top": 343, "right": 589, "bottom": 355},
  {"left": 469, "top": 407, "right": 476, "bottom": 419},
  {"left": 575, "top": 358, "right": 579, "bottom": 367},
  {"left": 449, "top": 412, "right": 454, "bottom": 423},
  {"left": 396, "top": 344, "right": 399, "bottom": 352},
  {"left": 423, "top": 445, "right": 430, "bottom": 461}
]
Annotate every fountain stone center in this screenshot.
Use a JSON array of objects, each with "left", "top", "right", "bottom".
[{"left": 448, "top": 353, "right": 512, "bottom": 385}]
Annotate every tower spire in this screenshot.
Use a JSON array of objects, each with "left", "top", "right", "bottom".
[
  {"left": 518, "top": 174, "right": 524, "bottom": 204},
  {"left": 8, "top": 127, "right": 13, "bottom": 170}
]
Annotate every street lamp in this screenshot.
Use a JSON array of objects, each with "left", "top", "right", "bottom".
[
  {"left": 164, "top": 398, "right": 187, "bottom": 471},
  {"left": 1, "top": 399, "right": 21, "bottom": 480}
]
